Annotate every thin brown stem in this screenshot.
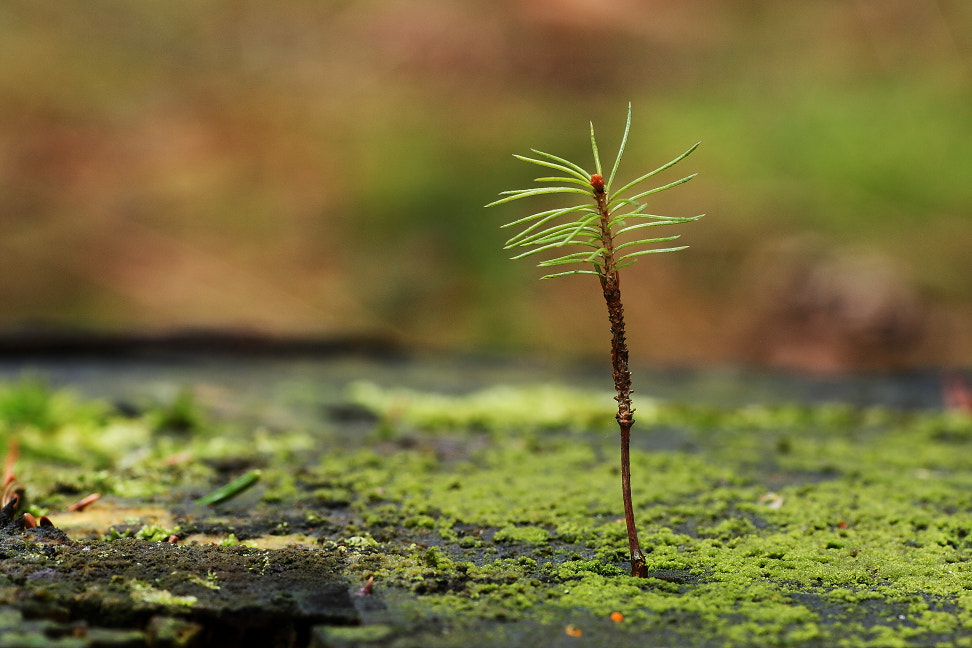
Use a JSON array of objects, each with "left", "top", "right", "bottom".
[{"left": 592, "top": 174, "right": 648, "bottom": 578}]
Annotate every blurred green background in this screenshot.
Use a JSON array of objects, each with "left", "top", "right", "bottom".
[{"left": 1, "top": 1, "right": 970, "bottom": 371}]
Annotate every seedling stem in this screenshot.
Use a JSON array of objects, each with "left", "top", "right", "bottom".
[{"left": 488, "top": 104, "right": 702, "bottom": 576}]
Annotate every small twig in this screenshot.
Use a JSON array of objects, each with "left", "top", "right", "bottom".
[{"left": 67, "top": 493, "right": 101, "bottom": 512}]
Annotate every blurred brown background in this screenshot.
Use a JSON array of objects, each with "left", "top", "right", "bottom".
[{"left": 1, "top": 1, "right": 970, "bottom": 371}]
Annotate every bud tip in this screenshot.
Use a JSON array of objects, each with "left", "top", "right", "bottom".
[{"left": 590, "top": 174, "right": 605, "bottom": 193}]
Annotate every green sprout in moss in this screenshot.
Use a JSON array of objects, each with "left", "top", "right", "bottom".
[{"left": 487, "top": 104, "right": 703, "bottom": 577}]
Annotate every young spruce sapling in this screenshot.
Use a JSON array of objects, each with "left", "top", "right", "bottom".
[{"left": 486, "top": 104, "right": 703, "bottom": 577}]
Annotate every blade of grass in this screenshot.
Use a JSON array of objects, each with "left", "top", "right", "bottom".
[{"left": 196, "top": 470, "right": 262, "bottom": 506}]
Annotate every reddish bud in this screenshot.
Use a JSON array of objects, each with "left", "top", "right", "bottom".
[{"left": 590, "top": 174, "right": 605, "bottom": 193}]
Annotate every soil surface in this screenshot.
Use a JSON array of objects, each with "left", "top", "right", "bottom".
[{"left": 0, "top": 349, "right": 967, "bottom": 647}]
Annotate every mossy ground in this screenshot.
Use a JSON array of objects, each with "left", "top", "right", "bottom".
[{"left": 0, "top": 365, "right": 970, "bottom": 647}]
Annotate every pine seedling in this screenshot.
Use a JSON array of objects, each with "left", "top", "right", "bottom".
[{"left": 486, "top": 104, "right": 703, "bottom": 577}]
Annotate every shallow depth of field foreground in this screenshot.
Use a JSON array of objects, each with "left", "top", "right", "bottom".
[{"left": 0, "top": 356, "right": 968, "bottom": 647}]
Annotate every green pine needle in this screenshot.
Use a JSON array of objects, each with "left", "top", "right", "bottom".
[{"left": 488, "top": 104, "right": 702, "bottom": 280}]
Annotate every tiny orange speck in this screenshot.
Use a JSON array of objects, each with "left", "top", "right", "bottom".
[
  {"left": 610, "top": 611, "right": 624, "bottom": 622},
  {"left": 565, "top": 624, "right": 583, "bottom": 638}
]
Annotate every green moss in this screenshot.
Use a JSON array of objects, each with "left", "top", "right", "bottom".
[
  {"left": 0, "top": 376, "right": 108, "bottom": 432},
  {"left": 105, "top": 524, "right": 180, "bottom": 542},
  {"left": 316, "top": 625, "right": 395, "bottom": 646},
  {"left": 327, "top": 383, "right": 972, "bottom": 646},
  {"left": 5, "top": 378, "right": 972, "bottom": 646},
  {"left": 128, "top": 581, "right": 197, "bottom": 608},
  {"left": 146, "top": 389, "right": 207, "bottom": 434},
  {"left": 219, "top": 533, "right": 257, "bottom": 548},
  {"left": 342, "top": 534, "right": 380, "bottom": 550},
  {"left": 493, "top": 525, "right": 550, "bottom": 545},
  {"left": 345, "top": 381, "right": 627, "bottom": 432}
]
